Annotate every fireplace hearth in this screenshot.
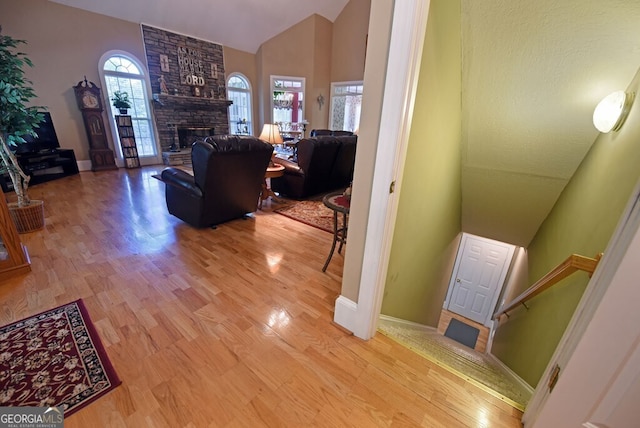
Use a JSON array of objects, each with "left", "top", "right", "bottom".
[{"left": 177, "top": 127, "right": 215, "bottom": 149}]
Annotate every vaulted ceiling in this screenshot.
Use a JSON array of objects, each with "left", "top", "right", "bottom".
[
  {"left": 50, "top": 0, "right": 640, "bottom": 248},
  {"left": 51, "top": 0, "right": 350, "bottom": 53}
]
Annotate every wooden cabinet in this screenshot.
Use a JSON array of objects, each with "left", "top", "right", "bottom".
[
  {"left": 0, "top": 195, "right": 30, "bottom": 280},
  {"left": 115, "top": 115, "right": 141, "bottom": 169}
]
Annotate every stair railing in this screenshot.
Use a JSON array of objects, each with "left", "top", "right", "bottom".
[{"left": 493, "top": 253, "right": 602, "bottom": 319}]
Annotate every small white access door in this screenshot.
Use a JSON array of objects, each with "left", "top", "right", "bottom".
[{"left": 445, "top": 233, "right": 515, "bottom": 327}]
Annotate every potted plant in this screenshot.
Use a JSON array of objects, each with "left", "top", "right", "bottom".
[
  {"left": 111, "top": 91, "right": 131, "bottom": 114},
  {"left": 0, "top": 27, "right": 46, "bottom": 233}
]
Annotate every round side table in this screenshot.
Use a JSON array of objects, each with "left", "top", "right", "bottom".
[
  {"left": 322, "top": 191, "right": 350, "bottom": 271},
  {"left": 259, "top": 163, "right": 285, "bottom": 209}
]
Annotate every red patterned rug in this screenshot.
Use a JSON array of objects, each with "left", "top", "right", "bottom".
[
  {"left": 274, "top": 200, "right": 337, "bottom": 233},
  {"left": 0, "top": 299, "right": 120, "bottom": 416}
]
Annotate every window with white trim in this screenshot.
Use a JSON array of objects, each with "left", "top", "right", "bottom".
[
  {"left": 101, "top": 53, "right": 158, "bottom": 159},
  {"left": 271, "top": 76, "right": 305, "bottom": 124},
  {"left": 330, "top": 81, "right": 363, "bottom": 132},
  {"left": 227, "top": 73, "right": 252, "bottom": 135}
]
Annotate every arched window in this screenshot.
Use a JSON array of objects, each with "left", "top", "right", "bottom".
[
  {"left": 227, "top": 73, "right": 253, "bottom": 135},
  {"left": 99, "top": 52, "right": 159, "bottom": 163}
]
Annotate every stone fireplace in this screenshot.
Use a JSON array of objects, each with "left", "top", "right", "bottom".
[
  {"left": 141, "top": 25, "right": 232, "bottom": 163},
  {"left": 151, "top": 94, "right": 231, "bottom": 149},
  {"left": 177, "top": 126, "right": 215, "bottom": 149}
]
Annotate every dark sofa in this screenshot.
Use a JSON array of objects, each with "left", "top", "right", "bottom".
[
  {"left": 160, "top": 135, "right": 273, "bottom": 227},
  {"left": 271, "top": 135, "right": 357, "bottom": 199},
  {"left": 310, "top": 129, "right": 355, "bottom": 137}
]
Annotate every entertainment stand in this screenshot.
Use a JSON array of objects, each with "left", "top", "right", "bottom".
[{"left": 0, "top": 149, "right": 79, "bottom": 193}]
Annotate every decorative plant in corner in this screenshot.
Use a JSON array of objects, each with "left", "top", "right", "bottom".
[
  {"left": 0, "top": 26, "right": 47, "bottom": 232},
  {"left": 111, "top": 91, "right": 131, "bottom": 114}
]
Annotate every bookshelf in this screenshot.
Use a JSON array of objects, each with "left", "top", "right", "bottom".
[{"left": 115, "top": 115, "right": 141, "bottom": 168}]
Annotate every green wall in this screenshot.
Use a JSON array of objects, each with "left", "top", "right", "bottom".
[
  {"left": 492, "top": 69, "right": 640, "bottom": 387},
  {"left": 381, "top": 0, "right": 462, "bottom": 326}
]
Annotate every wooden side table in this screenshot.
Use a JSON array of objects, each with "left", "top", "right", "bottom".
[
  {"left": 259, "top": 163, "right": 285, "bottom": 209},
  {"left": 322, "top": 191, "right": 350, "bottom": 272}
]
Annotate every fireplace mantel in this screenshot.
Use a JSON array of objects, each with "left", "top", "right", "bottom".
[{"left": 153, "top": 93, "right": 233, "bottom": 110}]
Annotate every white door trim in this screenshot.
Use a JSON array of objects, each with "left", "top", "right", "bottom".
[{"left": 333, "top": 0, "right": 431, "bottom": 339}]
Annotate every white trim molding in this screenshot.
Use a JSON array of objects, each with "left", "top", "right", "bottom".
[
  {"left": 487, "top": 352, "right": 535, "bottom": 396},
  {"left": 333, "top": 0, "right": 431, "bottom": 339},
  {"left": 334, "top": 296, "right": 359, "bottom": 332},
  {"left": 378, "top": 314, "right": 436, "bottom": 331},
  {"left": 77, "top": 160, "right": 92, "bottom": 172}
]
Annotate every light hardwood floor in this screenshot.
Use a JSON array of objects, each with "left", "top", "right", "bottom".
[{"left": 0, "top": 166, "right": 523, "bottom": 427}]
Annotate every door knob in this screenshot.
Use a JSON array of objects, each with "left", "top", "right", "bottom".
[{"left": 456, "top": 278, "right": 461, "bottom": 283}]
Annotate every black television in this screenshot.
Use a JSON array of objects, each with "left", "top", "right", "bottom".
[{"left": 14, "top": 112, "right": 60, "bottom": 154}]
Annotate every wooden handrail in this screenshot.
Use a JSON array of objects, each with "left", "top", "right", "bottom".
[{"left": 493, "top": 253, "right": 602, "bottom": 319}]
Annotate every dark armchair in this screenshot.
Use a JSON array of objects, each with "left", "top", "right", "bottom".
[
  {"left": 160, "top": 135, "right": 273, "bottom": 228},
  {"left": 272, "top": 135, "right": 357, "bottom": 199}
]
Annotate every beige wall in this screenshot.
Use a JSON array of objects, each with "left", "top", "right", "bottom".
[
  {"left": 253, "top": 0, "right": 371, "bottom": 132},
  {"left": 256, "top": 14, "right": 330, "bottom": 132},
  {"left": 380, "top": 0, "right": 463, "bottom": 325},
  {"left": 331, "top": 0, "right": 370, "bottom": 83},
  {"left": 310, "top": 18, "right": 334, "bottom": 130},
  {"left": 223, "top": 47, "right": 259, "bottom": 135},
  {"left": 0, "top": 0, "right": 145, "bottom": 163},
  {"left": 1, "top": 0, "right": 370, "bottom": 163}
]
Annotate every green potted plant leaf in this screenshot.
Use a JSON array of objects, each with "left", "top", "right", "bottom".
[
  {"left": 111, "top": 91, "right": 131, "bottom": 114},
  {"left": 0, "top": 27, "right": 46, "bottom": 233}
]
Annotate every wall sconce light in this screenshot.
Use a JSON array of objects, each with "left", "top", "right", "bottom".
[
  {"left": 317, "top": 94, "right": 325, "bottom": 110},
  {"left": 593, "top": 90, "right": 633, "bottom": 133}
]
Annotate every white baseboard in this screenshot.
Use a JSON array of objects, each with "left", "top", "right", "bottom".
[
  {"left": 487, "top": 352, "right": 535, "bottom": 394},
  {"left": 378, "top": 314, "right": 437, "bottom": 332},
  {"left": 77, "top": 160, "right": 92, "bottom": 171},
  {"left": 334, "top": 295, "right": 358, "bottom": 334}
]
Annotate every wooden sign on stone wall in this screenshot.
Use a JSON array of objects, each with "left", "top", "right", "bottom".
[
  {"left": 141, "top": 24, "right": 231, "bottom": 153},
  {"left": 142, "top": 24, "right": 225, "bottom": 98},
  {"left": 177, "top": 46, "right": 205, "bottom": 87}
]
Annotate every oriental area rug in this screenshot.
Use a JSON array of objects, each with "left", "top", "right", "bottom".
[
  {"left": 0, "top": 299, "right": 121, "bottom": 416},
  {"left": 274, "top": 200, "right": 336, "bottom": 233}
]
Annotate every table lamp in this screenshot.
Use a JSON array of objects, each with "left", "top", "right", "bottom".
[{"left": 259, "top": 124, "right": 283, "bottom": 165}]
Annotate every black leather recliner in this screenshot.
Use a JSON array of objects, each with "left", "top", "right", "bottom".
[
  {"left": 271, "top": 135, "right": 357, "bottom": 199},
  {"left": 160, "top": 135, "right": 273, "bottom": 228}
]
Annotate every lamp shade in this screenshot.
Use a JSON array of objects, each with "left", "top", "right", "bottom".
[
  {"left": 593, "top": 90, "right": 631, "bottom": 133},
  {"left": 259, "top": 124, "right": 283, "bottom": 145}
]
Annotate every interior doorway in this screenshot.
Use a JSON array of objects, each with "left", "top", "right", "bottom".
[{"left": 444, "top": 233, "right": 516, "bottom": 328}]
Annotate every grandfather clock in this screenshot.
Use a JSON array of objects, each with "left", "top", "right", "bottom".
[{"left": 73, "top": 77, "right": 117, "bottom": 171}]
